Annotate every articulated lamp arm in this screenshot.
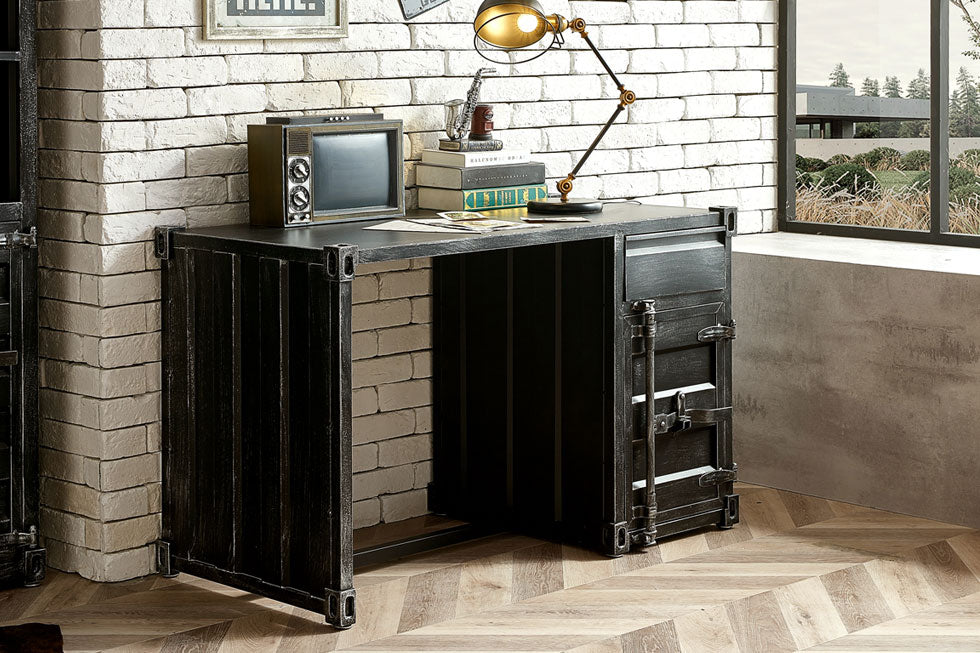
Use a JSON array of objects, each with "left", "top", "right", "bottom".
[{"left": 556, "top": 18, "right": 636, "bottom": 202}]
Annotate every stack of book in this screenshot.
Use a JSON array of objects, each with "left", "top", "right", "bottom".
[{"left": 417, "top": 149, "right": 549, "bottom": 211}]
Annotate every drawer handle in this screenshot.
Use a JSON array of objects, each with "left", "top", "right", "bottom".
[
  {"left": 698, "top": 321, "right": 736, "bottom": 343},
  {"left": 699, "top": 467, "right": 738, "bottom": 487}
]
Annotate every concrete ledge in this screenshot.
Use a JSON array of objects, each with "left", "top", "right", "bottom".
[
  {"left": 733, "top": 233, "right": 980, "bottom": 529},
  {"left": 734, "top": 232, "right": 980, "bottom": 277}
]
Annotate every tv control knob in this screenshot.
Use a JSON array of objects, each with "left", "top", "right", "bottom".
[
  {"left": 289, "top": 186, "right": 310, "bottom": 211},
  {"left": 289, "top": 158, "right": 311, "bottom": 183}
]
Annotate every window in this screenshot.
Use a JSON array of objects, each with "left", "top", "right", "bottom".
[{"left": 778, "top": 0, "right": 980, "bottom": 245}]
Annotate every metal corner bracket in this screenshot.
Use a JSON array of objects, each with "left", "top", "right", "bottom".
[
  {"left": 601, "top": 521, "right": 630, "bottom": 557},
  {"left": 324, "top": 587, "right": 356, "bottom": 629},
  {"left": 323, "top": 244, "right": 358, "bottom": 283},
  {"left": 709, "top": 205, "right": 738, "bottom": 232},
  {"left": 720, "top": 494, "right": 740, "bottom": 529},
  {"left": 156, "top": 540, "right": 178, "bottom": 578},
  {"left": 154, "top": 227, "right": 185, "bottom": 260}
]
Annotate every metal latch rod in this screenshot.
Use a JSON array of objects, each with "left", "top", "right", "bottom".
[{"left": 632, "top": 299, "right": 658, "bottom": 546}]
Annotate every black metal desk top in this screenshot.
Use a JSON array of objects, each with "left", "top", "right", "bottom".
[{"left": 170, "top": 204, "right": 725, "bottom": 264}]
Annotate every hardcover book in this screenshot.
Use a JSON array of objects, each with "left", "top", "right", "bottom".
[
  {"left": 438, "top": 138, "right": 505, "bottom": 152},
  {"left": 417, "top": 162, "right": 546, "bottom": 190},
  {"left": 418, "top": 184, "right": 549, "bottom": 211},
  {"left": 421, "top": 148, "right": 530, "bottom": 168}
]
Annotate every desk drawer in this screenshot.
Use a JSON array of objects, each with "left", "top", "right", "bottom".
[{"left": 625, "top": 230, "right": 727, "bottom": 300}]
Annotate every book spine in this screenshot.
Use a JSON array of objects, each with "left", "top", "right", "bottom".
[
  {"left": 463, "top": 185, "right": 549, "bottom": 210},
  {"left": 439, "top": 138, "right": 505, "bottom": 152},
  {"left": 460, "top": 163, "right": 546, "bottom": 190}
]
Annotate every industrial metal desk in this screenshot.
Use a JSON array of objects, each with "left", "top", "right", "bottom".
[{"left": 154, "top": 204, "right": 738, "bottom": 629}]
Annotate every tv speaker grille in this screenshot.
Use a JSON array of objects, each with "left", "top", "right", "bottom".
[{"left": 287, "top": 129, "right": 312, "bottom": 156}]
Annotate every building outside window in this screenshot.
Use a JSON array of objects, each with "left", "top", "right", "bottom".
[{"left": 779, "top": 0, "right": 980, "bottom": 244}]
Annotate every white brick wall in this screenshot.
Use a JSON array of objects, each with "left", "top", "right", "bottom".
[{"left": 36, "top": 0, "right": 777, "bottom": 581}]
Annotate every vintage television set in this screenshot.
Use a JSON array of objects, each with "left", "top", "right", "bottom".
[{"left": 247, "top": 114, "right": 404, "bottom": 227}]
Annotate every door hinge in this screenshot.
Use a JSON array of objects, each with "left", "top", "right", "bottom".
[
  {"left": 699, "top": 466, "right": 739, "bottom": 487},
  {"left": 654, "top": 391, "right": 733, "bottom": 435},
  {"left": 698, "top": 320, "right": 736, "bottom": 343},
  {"left": 0, "top": 227, "right": 37, "bottom": 250}
]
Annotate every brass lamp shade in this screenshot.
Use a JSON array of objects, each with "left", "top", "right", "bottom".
[{"left": 474, "top": 0, "right": 550, "bottom": 49}]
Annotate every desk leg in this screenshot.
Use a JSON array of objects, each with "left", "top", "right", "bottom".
[{"left": 322, "top": 244, "right": 357, "bottom": 629}]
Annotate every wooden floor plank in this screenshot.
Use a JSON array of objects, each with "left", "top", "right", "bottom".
[{"left": 3, "top": 485, "right": 979, "bottom": 653}]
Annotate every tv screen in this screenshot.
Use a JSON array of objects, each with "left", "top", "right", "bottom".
[{"left": 312, "top": 132, "right": 392, "bottom": 213}]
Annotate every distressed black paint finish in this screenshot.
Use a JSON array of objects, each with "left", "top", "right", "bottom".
[
  {"left": 159, "top": 235, "right": 356, "bottom": 627},
  {"left": 159, "top": 205, "right": 736, "bottom": 627},
  {"left": 0, "top": 0, "right": 41, "bottom": 588}
]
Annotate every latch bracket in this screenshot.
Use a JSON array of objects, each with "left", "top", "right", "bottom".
[
  {"left": 0, "top": 227, "right": 37, "bottom": 250},
  {"left": 654, "top": 392, "right": 733, "bottom": 435}
]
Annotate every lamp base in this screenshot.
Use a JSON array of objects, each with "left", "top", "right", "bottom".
[{"left": 527, "top": 197, "right": 603, "bottom": 214}]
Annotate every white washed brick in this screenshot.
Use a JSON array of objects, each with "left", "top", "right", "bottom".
[
  {"left": 710, "top": 117, "right": 761, "bottom": 141},
  {"left": 225, "top": 54, "right": 304, "bottom": 84},
  {"left": 145, "top": 177, "right": 227, "bottom": 211},
  {"left": 656, "top": 24, "right": 710, "bottom": 48},
  {"left": 709, "top": 24, "right": 759, "bottom": 47},
  {"left": 631, "top": 146, "right": 685, "bottom": 171},
  {"left": 81, "top": 29, "right": 184, "bottom": 60},
  {"left": 629, "top": 98, "right": 685, "bottom": 123},
  {"left": 740, "top": 1, "right": 776, "bottom": 22},
  {"left": 601, "top": 172, "right": 659, "bottom": 198},
  {"left": 629, "top": 49, "right": 684, "bottom": 74},
  {"left": 685, "top": 1, "right": 739, "bottom": 23},
  {"left": 709, "top": 163, "right": 764, "bottom": 189},
  {"left": 305, "top": 53, "right": 378, "bottom": 81},
  {"left": 737, "top": 46, "right": 775, "bottom": 70},
  {"left": 377, "top": 51, "right": 445, "bottom": 78},
  {"left": 343, "top": 80, "right": 412, "bottom": 107},
  {"left": 145, "top": 0, "right": 200, "bottom": 27},
  {"left": 685, "top": 47, "right": 736, "bottom": 71},
  {"left": 184, "top": 29, "right": 263, "bottom": 56},
  {"left": 83, "top": 89, "right": 187, "bottom": 121},
  {"left": 685, "top": 94, "right": 737, "bottom": 120},
  {"left": 596, "top": 24, "right": 653, "bottom": 49},
  {"left": 83, "top": 150, "right": 186, "bottom": 183},
  {"left": 381, "top": 489, "right": 427, "bottom": 523},
  {"left": 353, "top": 409, "right": 415, "bottom": 445},
  {"left": 353, "top": 465, "right": 414, "bottom": 502},
  {"left": 657, "top": 71, "right": 711, "bottom": 98},
  {"left": 266, "top": 81, "right": 342, "bottom": 111},
  {"left": 633, "top": 1, "right": 683, "bottom": 23},
  {"left": 187, "top": 85, "right": 267, "bottom": 116},
  {"left": 146, "top": 116, "right": 228, "bottom": 149},
  {"left": 711, "top": 70, "right": 762, "bottom": 93},
  {"left": 658, "top": 168, "right": 711, "bottom": 194},
  {"left": 148, "top": 57, "right": 229, "bottom": 88},
  {"left": 657, "top": 119, "right": 710, "bottom": 145}
]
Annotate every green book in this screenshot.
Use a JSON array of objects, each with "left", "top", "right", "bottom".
[{"left": 418, "top": 184, "right": 549, "bottom": 211}]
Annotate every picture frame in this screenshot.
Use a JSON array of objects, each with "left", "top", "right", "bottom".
[{"left": 204, "top": 0, "right": 348, "bottom": 40}]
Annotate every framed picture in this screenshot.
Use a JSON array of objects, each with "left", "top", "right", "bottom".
[{"left": 204, "top": 0, "right": 348, "bottom": 40}]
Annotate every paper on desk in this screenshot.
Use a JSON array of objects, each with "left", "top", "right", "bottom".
[
  {"left": 365, "top": 218, "right": 540, "bottom": 234},
  {"left": 364, "top": 220, "right": 468, "bottom": 233}
]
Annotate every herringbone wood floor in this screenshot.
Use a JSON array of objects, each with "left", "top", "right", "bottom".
[{"left": 3, "top": 484, "right": 980, "bottom": 652}]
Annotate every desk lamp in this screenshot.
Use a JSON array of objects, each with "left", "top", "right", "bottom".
[{"left": 474, "top": 0, "right": 637, "bottom": 214}]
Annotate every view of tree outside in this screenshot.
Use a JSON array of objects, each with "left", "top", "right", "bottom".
[{"left": 795, "top": 0, "right": 980, "bottom": 234}]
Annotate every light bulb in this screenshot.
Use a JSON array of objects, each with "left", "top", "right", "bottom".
[{"left": 517, "top": 13, "right": 540, "bottom": 33}]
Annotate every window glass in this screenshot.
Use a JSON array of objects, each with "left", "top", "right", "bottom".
[
  {"left": 949, "top": 1, "right": 980, "bottom": 234},
  {"left": 795, "top": 0, "right": 930, "bottom": 231}
]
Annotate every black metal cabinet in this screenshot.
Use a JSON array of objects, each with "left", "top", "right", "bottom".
[
  {"left": 0, "top": 0, "right": 43, "bottom": 588},
  {"left": 157, "top": 204, "right": 737, "bottom": 628}
]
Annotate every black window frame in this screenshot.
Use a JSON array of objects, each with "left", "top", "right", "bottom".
[{"left": 778, "top": 0, "right": 980, "bottom": 247}]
